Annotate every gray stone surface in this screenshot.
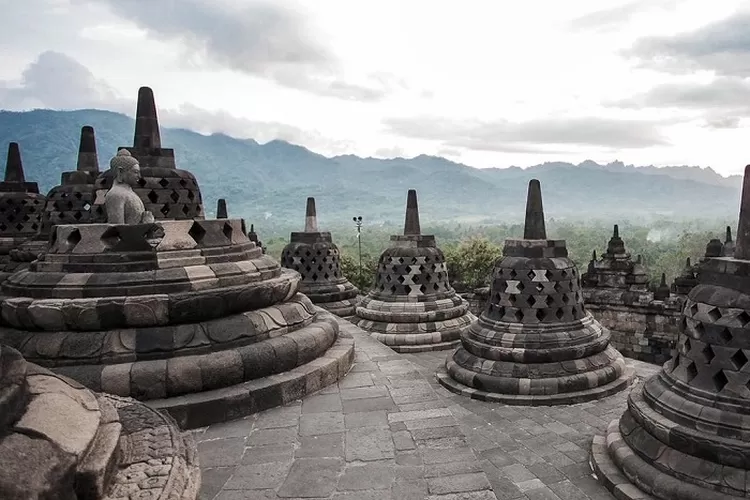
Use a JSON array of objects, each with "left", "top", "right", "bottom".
[{"left": 196, "top": 320, "right": 659, "bottom": 499}]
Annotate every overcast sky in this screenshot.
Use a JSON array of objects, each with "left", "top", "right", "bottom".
[{"left": 2, "top": 0, "right": 750, "bottom": 175}]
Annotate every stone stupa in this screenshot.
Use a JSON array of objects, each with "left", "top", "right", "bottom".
[
  {"left": 92, "top": 87, "right": 204, "bottom": 221},
  {"left": 353, "top": 189, "right": 475, "bottom": 352},
  {"left": 3, "top": 126, "right": 102, "bottom": 276},
  {"left": 591, "top": 164, "right": 750, "bottom": 499},
  {"left": 280, "top": 197, "right": 359, "bottom": 317},
  {"left": 0, "top": 344, "right": 201, "bottom": 499},
  {"left": 582, "top": 225, "right": 649, "bottom": 292},
  {"left": 438, "top": 179, "right": 635, "bottom": 404},
  {"left": 0, "top": 143, "right": 46, "bottom": 271},
  {"left": 0, "top": 149, "right": 354, "bottom": 429}
]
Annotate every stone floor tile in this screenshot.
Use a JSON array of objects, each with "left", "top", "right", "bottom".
[
  {"left": 338, "top": 372, "right": 374, "bottom": 388},
  {"left": 547, "top": 479, "right": 591, "bottom": 500},
  {"left": 254, "top": 406, "right": 300, "bottom": 429},
  {"left": 426, "top": 471, "right": 492, "bottom": 495},
  {"left": 301, "top": 393, "right": 343, "bottom": 414},
  {"left": 342, "top": 396, "right": 396, "bottom": 413},
  {"left": 346, "top": 426, "right": 395, "bottom": 461},
  {"left": 337, "top": 463, "right": 394, "bottom": 491},
  {"left": 392, "top": 478, "right": 429, "bottom": 500},
  {"left": 223, "top": 461, "right": 291, "bottom": 490},
  {"left": 247, "top": 427, "right": 298, "bottom": 446},
  {"left": 198, "top": 467, "right": 234, "bottom": 500},
  {"left": 299, "top": 412, "right": 345, "bottom": 436},
  {"left": 198, "top": 437, "right": 246, "bottom": 467},
  {"left": 277, "top": 457, "right": 344, "bottom": 498},
  {"left": 241, "top": 443, "right": 295, "bottom": 465},
  {"left": 344, "top": 409, "right": 388, "bottom": 429},
  {"left": 340, "top": 386, "right": 389, "bottom": 401},
  {"left": 523, "top": 485, "right": 564, "bottom": 500},
  {"left": 295, "top": 432, "right": 345, "bottom": 458}
]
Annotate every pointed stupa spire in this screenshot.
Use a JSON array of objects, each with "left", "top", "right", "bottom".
[
  {"left": 592, "top": 250, "right": 597, "bottom": 260},
  {"left": 250, "top": 224, "right": 255, "bottom": 233},
  {"left": 76, "top": 126, "right": 99, "bottom": 172},
  {"left": 304, "top": 197, "right": 318, "bottom": 232},
  {"left": 613, "top": 224, "right": 619, "bottom": 238},
  {"left": 216, "top": 199, "right": 228, "bottom": 219},
  {"left": 726, "top": 225, "right": 733, "bottom": 243},
  {"left": 523, "top": 179, "right": 546, "bottom": 239},
  {"left": 736, "top": 165, "right": 750, "bottom": 260},
  {"left": 133, "top": 87, "right": 162, "bottom": 150},
  {"left": 5, "top": 143, "right": 25, "bottom": 183},
  {"left": 403, "top": 189, "right": 421, "bottom": 235}
]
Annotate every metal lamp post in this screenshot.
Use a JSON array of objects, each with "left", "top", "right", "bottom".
[{"left": 352, "top": 215, "right": 363, "bottom": 284}]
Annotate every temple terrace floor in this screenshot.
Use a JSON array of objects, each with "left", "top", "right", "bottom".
[{"left": 194, "top": 321, "right": 659, "bottom": 500}]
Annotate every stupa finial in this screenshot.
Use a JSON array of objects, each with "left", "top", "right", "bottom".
[
  {"left": 305, "top": 197, "right": 318, "bottom": 232},
  {"left": 216, "top": 199, "right": 228, "bottom": 219},
  {"left": 5, "top": 143, "right": 25, "bottom": 183},
  {"left": 523, "top": 179, "right": 546, "bottom": 239},
  {"left": 726, "top": 225, "right": 733, "bottom": 243},
  {"left": 76, "top": 126, "right": 99, "bottom": 172},
  {"left": 403, "top": 189, "right": 421, "bottom": 235},
  {"left": 613, "top": 224, "right": 619, "bottom": 238},
  {"left": 736, "top": 165, "right": 750, "bottom": 259},
  {"left": 133, "top": 86, "right": 162, "bottom": 150}
]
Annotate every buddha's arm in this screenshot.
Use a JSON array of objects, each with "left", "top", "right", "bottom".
[{"left": 105, "top": 197, "right": 126, "bottom": 224}]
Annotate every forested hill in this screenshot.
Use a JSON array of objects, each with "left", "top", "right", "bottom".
[{"left": 0, "top": 108, "right": 742, "bottom": 225}]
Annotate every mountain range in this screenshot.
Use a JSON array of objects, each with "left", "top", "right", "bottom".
[{"left": 0, "top": 108, "right": 742, "bottom": 226}]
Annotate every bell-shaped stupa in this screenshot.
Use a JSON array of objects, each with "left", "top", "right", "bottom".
[
  {"left": 280, "top": 197, "right": 359, "bottom": 317},
  {"left": 4, "top": 126, "right": 102, "bottom": 274},
  {"left": 92, "top": 87, "right": 204, "bottom": 220},
  {"left": 0, "top": 150, "right": 354, "bottom": 429},
  {"left": 591, "top": 164, "right": 750, "bottom": 499},
  {"left": 438, "top": 179, "right": 634, "bottom": 404},
  {"left": 353, "top": 189, "right": 475, "bottom": 352},
  {"left": 0, "top": 143, "right": 46, "bottom": 269}
]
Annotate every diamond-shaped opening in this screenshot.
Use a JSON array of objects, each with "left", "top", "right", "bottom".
[
  {"left": 527, "top": 295, "right": 537, "bottom": 307},
  {"left": 188, "top": 221, "right": 207, "bottom": 243},
  {"left": 161, "top": 204, "right": 171, "bottom": 216},
  {"left": 719, "top": 327, "right": 733, "bottom": 343},
  {"left": 312, "top": 273, "right": 318, "bottom": 281},
  {"left": 187, "top": 191, "right": 195, "bottom": 201},
  {"left": 514, "top": 309, "right": 524, "bottom": 322},
  {"left": 701, "top": 345, "right": 715, "bottom": 363},
  {"left": 179, "top": 179, "right": 188, "bottom": 187},
  {"left": 561, "top": 270, "right": 568, "bottom": 278},
  {"left": 14, "top": 223, "right": 23, "bottom": 231},
  {"left": 222, "top": 222, "right": 233, "bottom": 240},
  {"left": 707, "top": 307, "right": 722, "bottom": 322},
  {"left": 689, "top": 303, "right": 699, "bottom": 317},
  {"left": 555, "top": 308, "right": 564, "bottom": 320},
  {"left": 390, "top": 285, "right": 397, "bottom": 293},
  {"left": 433, "top": 283, "right": 440, "bottom": 291},
  {"left": 681, "top": 337, "right": 692, "bottom": 354},
  {"left": 694, "top": 322, "right": 706, "bottom": 337},
  {"left": 737, "top": 311, "right": 750, "bottom": 327},
  {"left": 679, "top": 317, "right": 688, "bottom": 333},
  {"left": 554, "top": 282, "right": 563, "bottom": 293},
  {"left": 159, "top": 178, "right": 170, "bottom": 188},
  {"left": 101, "top": 225, "right": 121, "bottom": 248},
  {"left": 546, "top": 295, "right": 555, "bottom": 307},
  {"left": 672, "top": 354, "right": 680, "bottom": 371},
  {"left": 404, "top": 285, "right": 412, "bottom": 294},
  {"left": 562, "top": 294, "right": 570, "bottom": 304},
  {"left": 536, "top": 309, "right": 545, "bottom": 321},
  {"left": 713, "top": 370, "right": 729, "bottom": 392},
  {"left": 420, "top": 284, "right": 427, "bottom": 293},
  {"left": 509, "top": 269, "right": 517, "bottom": 279},
  {"left": 516, "top": 282, "right": 525, "bottom": 292},
  {"left": 73, "top": 211, "right": 83, "bottom": 220},
  {"left": 404, "top": 265, "right": 412, "bottom": 273},
  {"left": 731, "top": 349, "right": 748, "bottom": 370},
  {"left": 572, "top": 307, "right": 579, "bottom": 319},
  {"left": 509, "top": 294, "right": 517, "bottom": 305},
  {"left": 170, "top": 190, "right": 180, "bottom": 203},
  {"left": 397, "top": 275, "right": 405, "bottom": 284},
  {"left": 147, "top": 190, "right": 159, "bottom": 203},
  {"left": 527, "top": 270, "right": 536, "bottom": 280},
  {"left": 65, "top": 228, "right": 81, "bottom": 249},
  {"left": 535, "top": 283, "right": 544, "bottom": 292},
  {"left": 685, "top": 360, "right": 698, "bottom": 382}
]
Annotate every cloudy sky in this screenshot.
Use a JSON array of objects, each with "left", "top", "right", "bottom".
[{"left": 2, "top": 0, "right": 750, "bottom": 175}]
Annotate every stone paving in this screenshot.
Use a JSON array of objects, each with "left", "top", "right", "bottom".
[{"left": 194, "top": 321, "right": 661, "bottom": 500}]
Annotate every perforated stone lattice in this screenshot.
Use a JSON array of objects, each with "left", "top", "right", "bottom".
[
  {"left": 0, "top": 195, "right": 46, "bottom": 236},
  {"left": 374, "top": 253, "right": 452, "bottom": 297},
  {"left": 91, "top": 169, "right": 204, "bottom": 221},
  {"left": 670, "top": 297, "right": 750, "bottom": 396},
  {"left": 484, "top": 264, "right": 586, "bottom": 323},
  {"left": 281, "top": 246, "right": 342, "bottom": 282},
  {"left": 41, "top": 186, "right": 96, "bottom": 232}
]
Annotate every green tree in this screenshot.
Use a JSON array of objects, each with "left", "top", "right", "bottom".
[{"left": 445, "top": 237, "right": 503, "bottom": 290}]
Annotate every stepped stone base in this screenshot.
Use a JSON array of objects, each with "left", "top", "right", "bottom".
[
  {"left": 589, "top": 381, "right": 748, "bottom": 500},
  {"left": 147, "top": 312, "right": 355, "bottom": 429},
  {"left": 436, "top": 363, "right": 635, "bottom": 405}
]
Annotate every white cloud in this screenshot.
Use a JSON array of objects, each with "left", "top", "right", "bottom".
[{"left": 1, "top": 0, "right": 750, "bottom": 175}]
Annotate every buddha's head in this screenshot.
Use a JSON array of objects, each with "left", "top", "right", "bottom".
[{"left": 110, "top": 149, "right": 141, "bottom": 186}]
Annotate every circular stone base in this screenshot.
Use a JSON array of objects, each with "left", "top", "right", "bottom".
[
  {"left": 436, "top": 364, "right": 635, "bottom": 406},
  {"left": 107, "top": 395, "right": 201, "bottom": 500},
  {"left": 146, "top": 315, "right": 355, "bottom": 429},
  {"left": 317, "top": 298, "right": 358, "bottom": 317},
  {"left": 590, "top": 418, "right": 744, "bottom": 500}
]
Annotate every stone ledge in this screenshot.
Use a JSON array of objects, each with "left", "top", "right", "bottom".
[
  {"left": 388, "top": 339, "right": 460, "bottom": 353},
  {"left": 436, "top": 363, "right": 635, "bottom": 405},
  {"left": 146, "top": 317, "right": 355, "bottom": 429}
]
